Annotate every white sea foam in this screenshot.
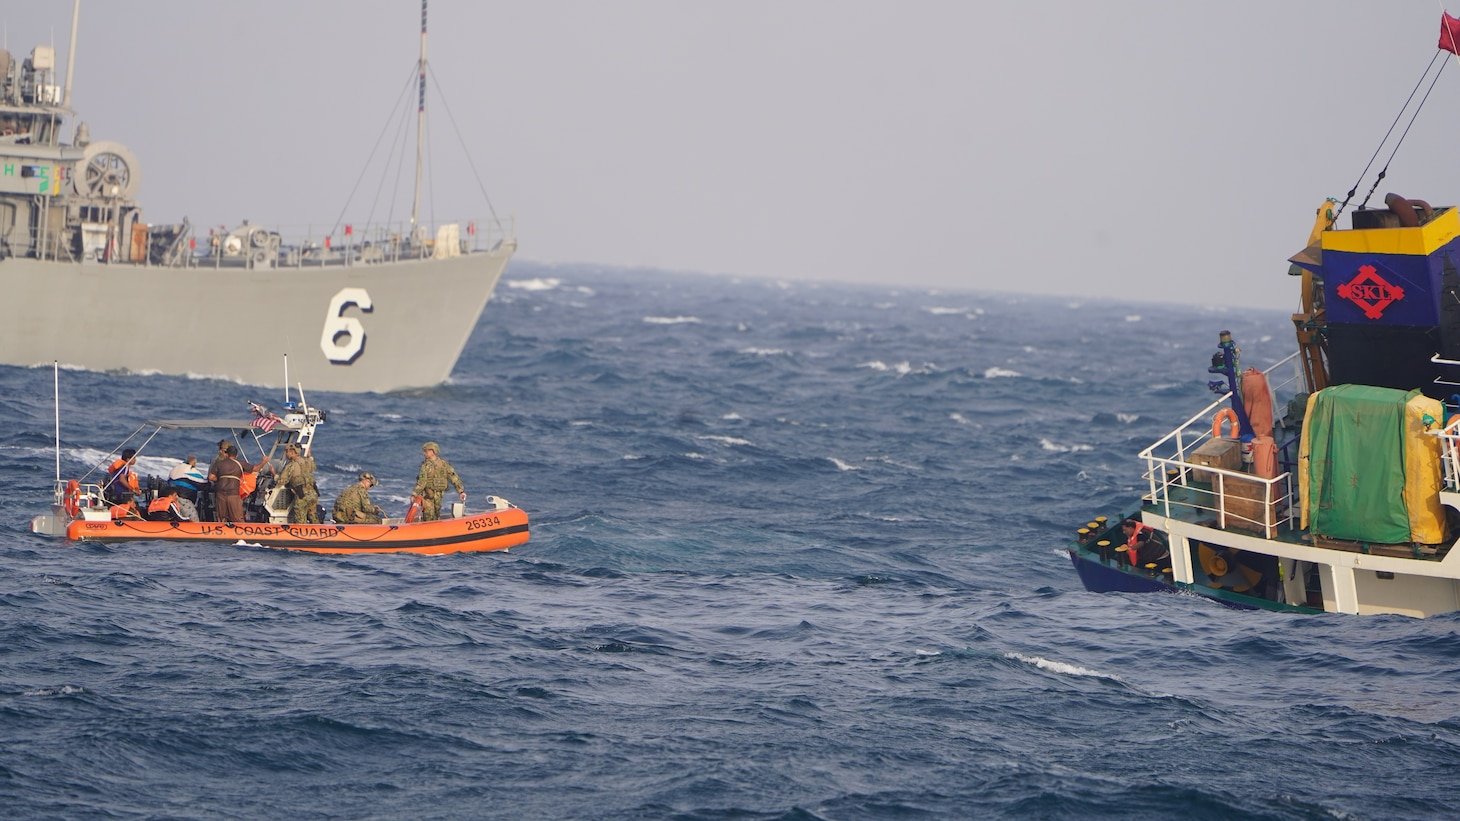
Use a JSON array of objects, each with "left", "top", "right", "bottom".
[
  {"left": 722, "top": 412, "right": 743, "bottom": 421},
  {"left": 860, "top": 360, "right": 924, "bottom": 375},
  {"left": 914, "top": 649, "right": 941, "bottom": 657},
  {"left": 739, "top": 347, "right": 788, "bottom": 356},
  {"left": 507, "top": 277, "right": 561, "bottom": 291},
  {"left": 685, "top": 452, "right": 708, "bottom": 460},
  {"left": 575, "top": 286, "right": 596, "bottom": 296},
  {"left": 184, "top": 372, "right": 246, "bottom": 384},
  {"left": 950, "top": 412, "right": 970, "bottom": 426},
  {"left": 23, "top": 685, "right": 85, "bottom": 697},
  {"left": 827, "top": 457, "right": 860, "bottom": 471},
  {"left": 1039, "top": 438, "right": 1093, "bottom": 453},
  {"left": 1006, "top": 652, "right": 1119, "bottom": 681},
  {"left": 1116, "top": 413, "right": 1139, "bottom": 424},
  {"left": 381, "top": 413, "right": 403, "bottom": 420},
  {"left": 1124, "top": 314, "right": 1142, "bottom": 322},
  {"left": 643, "top": 316, "right": 702, "bottom": 325},
  {"left": 925, "top": 306, "right": 970, "bottom": 315},
  {"left": 983, "top": 367, "right": 1021, "bottom": 378},
  {"left": 698, "top": 435, "right": 752, "bottom": 447},
  {"left": 570, "top": 420, "right": 593, "bottom": 427}
]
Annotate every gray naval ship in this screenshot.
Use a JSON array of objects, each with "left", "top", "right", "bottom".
[{"left": 0, "top": 2, "right": 514, "bottom": 394}]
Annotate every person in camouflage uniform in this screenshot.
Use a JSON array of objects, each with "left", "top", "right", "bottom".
[
  {"left": 301, "top": 448, "right": 320, "bottom": 523},
  {"left": 332, "top": 472, "right": 384, "bottom": 524},
  {"left": 412, "top": 441, "right": 466, "bottom": 521},
  {"left": 275, "top": 445, "right": 319, "bottom": 524}
]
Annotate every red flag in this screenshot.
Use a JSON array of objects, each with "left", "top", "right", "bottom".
[
  {"left": 324, "top": 236, "right": 332, "bottom": 250},
  {"left": 344, "top": 224, "right": 354, "bottom": 236},
  {"left": 1441, "top": 12, "right": 1460, "bottom": 55}
]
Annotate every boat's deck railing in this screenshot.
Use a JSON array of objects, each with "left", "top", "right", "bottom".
[
  {"left": 1434, "top": 418, "right": 1460, "bottom": 493},
  {"left": 11, "top": 216, "right": 515, "bottom": 268},
  {"left": 1137, "top": 352, "right": 1303, "bottom": 539},
  {"left": 1431, "top": 355, "right": 1460, "bottom": 493},
  {"left": 49, "top": 479, "right": 107, "bottom": 515}
]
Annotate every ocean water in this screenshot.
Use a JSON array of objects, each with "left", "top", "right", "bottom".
[{"left": 2, "top": 264, "right": 1458, "bottom": 820}]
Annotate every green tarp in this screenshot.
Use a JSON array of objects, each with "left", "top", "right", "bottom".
[{"left": 1305, "top": 384, "right": 1411, "bottom": 543}]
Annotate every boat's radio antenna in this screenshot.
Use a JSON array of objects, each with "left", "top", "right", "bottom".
[
  {"left": 52, "top": 361, "right": 61, "bottom": 482},
  {"left": 283, "top": 354, "right": 290, "bottom": 406},
  {"left": 409, "top": 0, "right": 428, "bottom": 236}
]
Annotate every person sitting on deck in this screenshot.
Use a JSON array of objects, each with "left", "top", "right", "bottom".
[
  {"left": 146, "top": 491, "right": 193, "bottom": 522},
  {"left": 1118, "top": 518, "right": 1153, "bottom": 567},
  {"left": 1132, "top": 529, "right": 1169, "bottom": 570},
  {"left": 103, "top": 448, "right": 141, "bottom": 506},
  {"left": 168, "top": 455, "right": 209, "bottom": 500},
  {"left": 333, "top": 472, "right": 385, "bottom": 525}
]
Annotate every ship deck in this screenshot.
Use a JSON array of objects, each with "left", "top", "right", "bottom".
[{"left": 1140, "top": 478, "right": 1450, "bottom": 562}]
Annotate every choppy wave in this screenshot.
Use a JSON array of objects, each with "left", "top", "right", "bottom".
[{"left": 1, "top": 263, "right": 1453, "bottom": 819}]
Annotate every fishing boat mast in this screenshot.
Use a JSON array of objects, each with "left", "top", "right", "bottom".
[{"left": 410, "top": 0, "right": 428, "bottom": 238}]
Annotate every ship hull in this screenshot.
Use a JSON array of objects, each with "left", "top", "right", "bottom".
[
  {"left": 1067, "top": 547, "right": 1319, "bottom": 614},
  {"left": 65, "top": 507, "right": 530, "bottom": 556},
  {"left": 0, "top": 242, "right": 514, "bottom": 393}
]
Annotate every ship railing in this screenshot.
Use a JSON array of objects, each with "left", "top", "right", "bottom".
[
  {"left": 193, "top": 217, "right": 515, "bottom": 269},
  {"left": 6, "top": 216, "right": 515, "bottom": 268},
  {"left": 49, "top": 479, "right": 108, "bottom": 517},
  {"left": 1137, "top": 351, "right": 1303, "bottom": 540},
  {"left": 1430, "top": 354, "right": 1460, "bottom": 493},
  {"left": 1434, "top": 417, "right": 1460, "bottom": 492}
]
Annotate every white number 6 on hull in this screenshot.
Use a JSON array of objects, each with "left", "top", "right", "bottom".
[{"left": 320, "top": 288, "right": 373, "bottom": 364}]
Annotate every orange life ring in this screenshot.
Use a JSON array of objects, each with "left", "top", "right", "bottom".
[
  {"left": 405, "top": 495, "right": 424, "bottom": 524},
  {"left": 64, "top": 480, "right": 81, "bottom": 517},
  {"left": 1212, "top": 408, "right": 1239, "bottom": 439}
]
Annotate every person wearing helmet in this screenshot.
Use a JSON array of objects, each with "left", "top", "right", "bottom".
[
  {"left": 412, "top": 441, "right": 466, "bottom": 521},
  {"left": 275, "top": 444, "right": 319, "bottom": 524},
  {"left": 333, "top": 471, "right": 384, "bottom": 525}
]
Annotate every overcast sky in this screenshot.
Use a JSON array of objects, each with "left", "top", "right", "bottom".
[{"left": 6, "top": 1, "right": 1459, "bottom": 308}]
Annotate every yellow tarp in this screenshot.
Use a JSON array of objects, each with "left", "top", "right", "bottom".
[
  {"left": 1404, "top": 393, "right": 1447, "bottom": 544},
  {"left": 1298, "top": 391, "right": 1319, "bottom": 530}
]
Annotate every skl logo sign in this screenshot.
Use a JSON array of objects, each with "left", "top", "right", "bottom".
[{"left": 1336, "top": 264, "right": 1404, "bottom": 320}]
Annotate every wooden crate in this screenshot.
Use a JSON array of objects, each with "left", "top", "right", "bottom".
[
  {"left": 1189, "top": 437, "right": 1241, "bottom": 485},
  {"left": 1220, "top": 473, "right": 1280, "bottom": 533}
]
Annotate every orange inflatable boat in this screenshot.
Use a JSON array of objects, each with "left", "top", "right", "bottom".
[
  {"left": 31, "top": 386, "right": 531, "bottom": 556},
  {"left": 63, "top": 505, "right": 529, "bottom": 555}
]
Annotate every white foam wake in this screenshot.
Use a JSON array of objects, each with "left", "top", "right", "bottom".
[{"left": 1006, "top": 652, "right": 1118, "bottom": 681}]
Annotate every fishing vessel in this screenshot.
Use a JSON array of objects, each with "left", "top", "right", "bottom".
[
  {"left": 29, "top": 382, "right": 531, "bottom": 556},
  {"left": 0, "top": 1, "right": 514, "bottom": 393},
  {"left": 1068, "top": 15, "right": 1460, "bottom": 618}
]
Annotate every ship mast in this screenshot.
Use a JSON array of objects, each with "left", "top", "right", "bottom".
[
  {"left": 63, "top": 0, "right": 79, "bottom": 109},
  {"left": 409, "top": 0, "right": 427, "bottom": 238}
]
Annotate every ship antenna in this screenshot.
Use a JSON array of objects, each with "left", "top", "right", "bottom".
[
  {"left": 409, "top": 0, "right": 428, "bottom": 238},
  {"left": 63, "top": 0, "right": 79, "bottom": 109},
  {"left": 53, "top": 361, "right": 61, "bottom": 483},
  {"left": 283, "top": 354, "right": 290, "bottom": 405}
]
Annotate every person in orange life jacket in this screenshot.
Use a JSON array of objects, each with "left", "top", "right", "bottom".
[
  {"left": 1120, "top": 518, "right": 1168, "bottom": 567},
  {"left": 104, "top": 448, "right": 141, "bottom": 505},
  {"left": 1119, "top": 518, "right": 1151, "bottom": 567},
  {"left": 147, "top": 491, "right": 189, "bottom": 522}
]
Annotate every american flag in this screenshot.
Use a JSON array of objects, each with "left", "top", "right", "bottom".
[{"left": 249, "top": 402, "right": 284, "bottom": 433}]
